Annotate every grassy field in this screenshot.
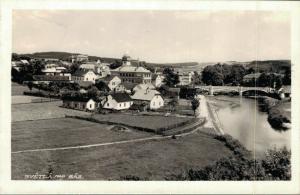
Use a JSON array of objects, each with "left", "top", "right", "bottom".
[
  {"left": 12, "top": 101, "right": 90, "bottom": 122},
  {"left": 91, "top": 113, "right": 191, "bottom": 131},
  {"left": 12, "top": 131, "right": 233, "bottom": 180},
  {"left": 12, "top": 118, "right": 152, "bottom": 152}
]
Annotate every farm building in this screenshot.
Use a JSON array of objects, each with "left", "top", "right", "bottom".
[
  {"left": 102, "top": 93, "right": 133, "bottom": 110},
  {"left": 131, "top": 88, "right": 164, "bottom": 110},
  {"left": 32, "top": 75, "right": 70, "bottom": 84},
  {"left": 72, "top": 69, "right": 97, "bottom": 84},
  {"left": 98, "top": 75, "right": 122, "bottom": 91},
  {"left": 62, "top": 96, "right": 98, "bottom": 111}
]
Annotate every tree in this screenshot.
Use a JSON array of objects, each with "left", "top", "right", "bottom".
[
  {"left": 32, "top": 60, "right": 45, "bottom": 75},
  {"left": 109, "top": 60, "right": 122, "bottom": 69},
  {"left": 87, "top": 86, "right": 99, "bottom": 98},
  {"left": 70, "top": 63, "right": 80, "bottom": 74},
  {"left": 192, "top": 71, "right": 202, "bottom": 85},
  {"left": 163, "top": 68, "right": 179, "bottom": 87},
  {"left": 27, "top": 81, "right": 33, "bottom": 91},
  {"left": 191, "top": 98, "right": 200, "bottom": 116},
  {"left": 283, "top": 67, "right": 291, "bottom": 85},
  {"left": 95, "top": 80, "right": 110, "bottom": 92},
  {"left": 227, "top": 65, "right": 246, "bottom": 86},
  {"left": 201, "top": 65, "right": 224, "bottom": 86}
]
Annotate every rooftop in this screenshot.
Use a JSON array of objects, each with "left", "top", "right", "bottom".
[
  {"left": 110, "top": 93, "right": 132, "bottom": 103},
  {"left": 131, "top": 89, "right": 161, "bottom": 101}
]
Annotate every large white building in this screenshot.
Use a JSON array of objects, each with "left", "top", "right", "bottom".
[{"left": 110, "top": 55, "right": 152, "bottom": 85}]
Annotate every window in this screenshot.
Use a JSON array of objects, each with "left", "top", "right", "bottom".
[
  {"left": 107, "top": 103, "right": 109, "bottom": 106},
  {"left": 90, "top": 104, "right": 92, "bottom": 108},
  {"left": 124, "top": 102, "right": 126, "bottom": 107}
]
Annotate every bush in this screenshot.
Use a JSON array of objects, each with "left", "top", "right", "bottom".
[
  {"left": 267, "top": 107, "right": 290, "bottom": 131},
  {"left": 167, "top": 147, "right": 291, "bottom": 181},
  {"left": 214, "top": 134, "right": 251, "bottom": 159},
  {"left": 119, "top": 175, "right": 148, "bottom": 180}
]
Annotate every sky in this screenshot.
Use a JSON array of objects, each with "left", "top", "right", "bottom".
[{"left": 12, "top": 10, "right": 291, "bottom": 63}]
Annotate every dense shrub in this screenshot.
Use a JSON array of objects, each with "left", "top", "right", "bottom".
[
  {"left": 267, "top": 108, "right": 290, "bottom": 131},
  {"left": 214, "top": 134, "right": 251, "bottom": 159},
  {"left": 164, "top": 147, "right": 291, "bottom": 181}
]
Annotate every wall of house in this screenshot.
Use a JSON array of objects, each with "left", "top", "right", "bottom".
[
  {"left": 108, "top": 77, "right": 121, "bottom": 90},
  {"left": 150, "top": 95, "right": 164, "bottom": 110},
  {"left": 86, "top": 100, "right": 96, "bottom": 111}
]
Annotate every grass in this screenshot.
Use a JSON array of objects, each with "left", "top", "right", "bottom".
[
  {"left": 12, "top": 101, "right": 90, "bottom": 122},
  {"left": 12, "top": 131, "right": 233, "bottom": 180},
  {"left": 91, "top": 113, "right": 192, "bottom": 131},
  {"left": 12, "top": 118, "right": 152, "bottom": 152}
]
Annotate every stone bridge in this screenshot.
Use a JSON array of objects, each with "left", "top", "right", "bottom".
[{"left": 195, "top": 85, "right": 275, "bottom": 96}]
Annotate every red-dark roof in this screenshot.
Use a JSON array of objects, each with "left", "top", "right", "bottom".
[{"left": 111, "top": 93, "right": 132, "bottom": 102}]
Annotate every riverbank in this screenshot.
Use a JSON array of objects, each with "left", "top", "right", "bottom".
[{"left": 258, "top": 97, "right": 291, "bottom": 130}]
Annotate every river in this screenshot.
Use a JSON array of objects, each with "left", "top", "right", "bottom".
[{"left": 208, "top": 96, "right": 291, "bottom": 159}]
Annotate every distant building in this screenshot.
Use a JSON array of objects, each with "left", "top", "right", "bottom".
[
  {"left": 80, "top": 62, "right": 110, "bottom": 78},
  {"left": 243, "top": 73, "right": 262, "bottom": 82},
  {"left": 72, "top": 69, "right": 97, "bottom": 83},
  {"left": 62, "top": 96, "right": 97, "bottom": 111},
  {"left": 42, "top": 64, "right": 67, "bottom": 75},
  {"left": 177, "top": 70, "right": 194, "bottom": 86},
  {"left": 102, "top": 93, "right": 133, "bottom": 110},
  {"left": 110, "top": 55, "right": 152, "bottom": 85},
  {"left": 68, "top": 54, "right": 89, "bottom": 63},
  {"left": 131, "top": 88, "right": 164, "bottom": 110}
]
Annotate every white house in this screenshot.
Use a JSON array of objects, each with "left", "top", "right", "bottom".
[
  {"left": 152, "top": 74, "right": 163, "bottom": 88},
  {"left": 98, "top": 75, "right": 121, "bottom": 91},
  {"left": 62, "top": 97, "right": 97, "bottom": 111},
  {"left": 102, "top": 93, "right": 133, "bottom": 110},
  {"left": 80, "top": 63, "right": 110, "bottom": 78},
  {"left": 131, "top": 88, "right": 164, "bottom": 110},
  {"left": 133, "top": 83, "right": 155, "bottom": 92},
  {"left": 72, "top": 69, "right": 97, "bottom": 84}
]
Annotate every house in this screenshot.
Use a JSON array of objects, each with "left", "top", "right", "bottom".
[
  {"left": 131, "top": 88, "right": 164, "bottom": 110},
  {"left": 110, "top": 55, "right": 152, "bottom": 85},
  {"left": 72, "top": 69, "right": 97, "bottom": 84},
  {"left": 102, "top": 93, "right": 133, "bottom": 110},
  {"left": 80, "top": 63, "right": 110, "bottom": 78},
  {"left": 62, "top": 96, "right": 97, "bottom": 111},
  {"left": 152, "top": 74, "right": 164, "bottom": 88},
  {"left": 177, "top": 70, "right": 194, "bottom": 86},
  {"left": 98, "top": 75, "right": 122, "bottom": 91},
  {"left": 42, "top": 64, "right": 67, "bottom": 76},
  {"left": 133, "top": 83, "right": 155, "bottom": 92},
  {"left": 68, "top": 54, "right": 89, "bottom": 63},
  {"left": 243, "top": 73, "right": 262, "bottom": 82}
]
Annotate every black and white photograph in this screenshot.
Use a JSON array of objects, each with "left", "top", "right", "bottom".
[{"left": 1, "top": 0, "right": 300, "bottom": 194}]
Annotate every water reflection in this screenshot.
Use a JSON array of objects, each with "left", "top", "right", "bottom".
[{"left": 212, "top": 96, "right": 291, "bottom": 159}]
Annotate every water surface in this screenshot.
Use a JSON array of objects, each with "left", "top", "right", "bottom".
[{"left": 210, "top": 96, "right": 291, "bottom": 159}]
